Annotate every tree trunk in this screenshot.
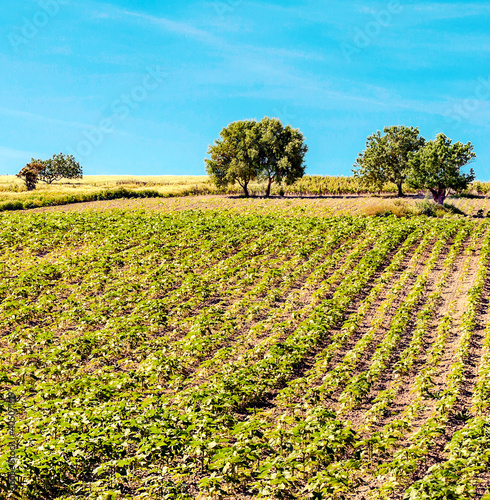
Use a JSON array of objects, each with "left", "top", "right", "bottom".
[
  {"left": 243, "top": 183, "right": 250, "bottom": 198},
  {"left": 265, "top": 178, "right": 273, "bottom": 198},
  {"left": 431, "top": 189, "right": 446, "bottom": 205},
  {"left": 397, "top": 182, "right": 404, "bottom": 197}
]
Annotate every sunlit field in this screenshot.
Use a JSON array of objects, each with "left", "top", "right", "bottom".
[
  {"left": 2, "top": 210, "right": 490, "bottom": 498},
  {"left": 0, "top": 174, "right": 209, "bottom": 198}
]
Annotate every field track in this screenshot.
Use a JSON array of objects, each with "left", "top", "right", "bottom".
[{"left": 1, "top": 208, "right": 490, "bottom": 499}]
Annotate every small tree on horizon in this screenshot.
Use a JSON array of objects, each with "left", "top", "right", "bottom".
[
  {"left": 38, "top": 153, "right": 83, "bottom": 184},
  {"left": 406, "top": 133, "right": 476, "bottom": 205},
  {"left": 353, "top": 125, "right": 426, "bottom": 196}
]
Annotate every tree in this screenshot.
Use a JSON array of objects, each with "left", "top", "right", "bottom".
[
  {"left": 206, "top": 118, "right": 308, "bottom": 198},
  {"left": 205, "top": 120, "right": 261, "bottom": 198},
  {"left": 38, "top": 153, "right": 83, "bottom": 184},
  {"left": 16, "top": 161, "right": 45, "bottom": 190},
  {"left": 353, "top": 126, "right": 425, "bottom": 196},
  {"left": 257, "top": 117, "right": 308, "bottom": 197},
  {"left": 406, "top": 133, "right": 476, "bottom": 205}
]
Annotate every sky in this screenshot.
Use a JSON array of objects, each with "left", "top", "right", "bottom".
[{"left": 0, "top": 0, "right": 489, "bottom": 178}]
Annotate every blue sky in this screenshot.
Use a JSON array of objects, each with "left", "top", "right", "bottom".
[{"left": 0, "top": 0, "right": 489, "bottom": 177}]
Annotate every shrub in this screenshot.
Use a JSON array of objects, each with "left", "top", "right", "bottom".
[{"left": 16, "top": 161, "right": 45, "bottom": 190}]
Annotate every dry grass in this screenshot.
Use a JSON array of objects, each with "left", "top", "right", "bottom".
[
  {"left": 0, "top": 174, "right": 217, "bottom": 211},
  {"left": 362, "top": 197, "right": 472, "bottom": 218},
  {"left": 362, "top": 199, "right": 417, "bottom": 217},
  {"left": 0, "top": 174, "right": 210, "bottom": 196}
]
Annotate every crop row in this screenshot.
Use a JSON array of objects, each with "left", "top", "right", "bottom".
[
  {"left": 353, "top": 222, "right": 484, "bottom": 498},
  {"left": 2, "top": 212, "right": 490, "bottom": 499}
]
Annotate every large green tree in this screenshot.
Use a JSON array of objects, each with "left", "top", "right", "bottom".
[
  {"left": 205, "top": 120, "right": 260, "bottom": 198},
  {"left": 206, "top": 117, "right": 308, "bottom": 198},
  {"left": 257, "top": 117, "right": 308, "bottom": 197},
  {"left": 353, "top": 125, "right": 425, "bottom": 196},
  {"left": 38, "top": 153, "right": 83, "bottom": 184},
  {"left": 406, "top": 133, "right": 476, "bottom": 205}
]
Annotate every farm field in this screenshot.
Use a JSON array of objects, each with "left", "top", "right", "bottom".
[
  {"left": 1, "top": 208, "right": 490, "bottom": 499},
  {"left": 22, "top": 192, "right": 490, "bottom": 219},
  {"left": 2, "top": 174, "right": 490, "bottom": 214}
]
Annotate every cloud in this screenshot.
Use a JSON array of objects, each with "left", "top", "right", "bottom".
[
  {"left": 412, "top": 2, "right": 490, "bottom": 19},
  {"left": 0, "top": 145, "right": 39, "bottom": 163},
  {"left": 0, "top": 106, "right": 94, "bottom": 129},
  {"left": 239, "top": 44, "right": 325, "bottom": 61},
  {"left": 101, "top": 5, "right": 222, "bottom": 45}
]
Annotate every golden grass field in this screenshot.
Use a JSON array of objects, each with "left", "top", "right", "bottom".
[
  {"left": 0, "top": 174, "right": 211, "bottom": 197},
  {"left": 0, "top": 174, "right": 218, "bottom": 211}
]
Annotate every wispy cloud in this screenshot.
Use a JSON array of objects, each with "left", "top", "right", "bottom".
[
  {"left": 95, "top": 4, "right": 222, "bottom": 45},
  {"left": 412, "top": 2, "right": 490, "bottom": 19},
  {"left": 352, "top": 1, "right": 489, "bottom": 19},
  {"left": 0, "top": 145, "right": 39, "bottom": 162},
  {"left": 244, "top": 1, "right": 490, "bottom": 28},
  {"left": 0, "top": 106, "right": 94, "bottom": 129},
  {"left": 85, "top": 2, "right": 326, "bottom": 61},
  {"left": 123, "top": 10, "right": 217, "bottom": 41},
  {"left": 238, "top": 44, "right": 325, "bottom": 62}
]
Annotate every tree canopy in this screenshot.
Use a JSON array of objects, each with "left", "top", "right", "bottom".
[
  {"left": 406, "top": 133, "right": 476, "bottom": 204},
  {"left": 256, "top": 117, "right": 308, "bottom": 197},
  {"left": 205, "top": 120, "right": 259, "bottom": 198},
  {"left": 353, "top": 126, "right": 425, "bottom": 196},
  {"left": 205, "top": 117, "right": 307, "bottom": 197}
]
